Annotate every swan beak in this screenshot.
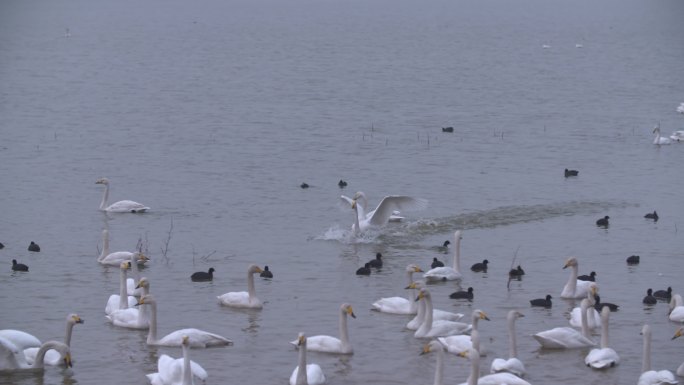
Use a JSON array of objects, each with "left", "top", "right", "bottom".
[
  {"left": 420, "top": 344, "right": 431, "bottom": 355},
  {"left": 480, "top": 312, "right": 490, "bottom": 321},
  {"left": 255, "top": 267, "right": 264, "bottom": 274},
  {"left": 64, "top": 353, "right": 72, "bottom": 368},
  {"left": 351, "top": 200, "right": 357, "bottom": 209},
  {"left": 135, "top": 280, "right": 145, "bottom": 289},
  {"left": 73, "top": 315, "right": 84, "bottom": 324},
  {"left": 297, "top": 335, "right": 306, "bottom": 346},
  {"left": 673, "top": 329, "right": 683, "bottom": 340},
  {"left": 415, "top": 291, "right": 425, "bottom": 302},
  {"left": 458, "top": 350, "right": 469, "bottom": 358},
  {"left": 347, "top": 307, "right": 356, "bottom": 319},
  {"left": 405, "top": 282, "right": 418, "bottom": 290},
  {"left": 562, "top": 262, "right": 569, "bottom": 269},
  {"left": 413, "top": 267, "right": 424, "bottom": 273}
]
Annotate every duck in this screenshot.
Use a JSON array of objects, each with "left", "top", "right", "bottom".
[
  {"left": 424, "top": 230, "right": 463, "bottom": 281},
  {"left": 190, "top": 268, "right": 215, "bottom": 282},
  {"left": 638, "top": 324, "right": 677, "bottom": 385},
  {"left": 643, "top": 289, "right": 657, "bottom": 305},
  {"left": 27, "top": 241, "right": 40, "bottom": 252},
  {"left": 564, "top": 168, "right": 579, "bottom": 177},
  {"left": 449, "top": 287, "right": 474, "bottom": 300},
  {"left": 530, "top": 294, "right": 552, "bottom": 308},
  {"left": 560, "top": 257, "right": 594, "bottom": 299},
  {"left": 355, "top": 263, "right": 371, "bottom": 276},
  {"left": 96, "top": 177, "right": 150, "bottom": 213},
  {"left": 577, "top": 271, "right": 597, "bottom": 282},
  {"left": 644, "top": 211, "right": 659, "bottom": 221},
  {"left": 653, "top": 286, "right": 672, "bottom": 300},
  {"left": 627, "top": 255, "right": 640, "bottom": 265},
  {"left": 260, "top": 266, "right": 273, "bottom": 278},
  {"left": 217, "top": 264, "right": 264, "bottom": 309},
  {"left": 596, "top": 216, "right": 609, "bottom": 228},
  {"left": 470, "top": 260, "right": 488, "bottom": 273},
  {"left": 290, "top": 304, "right": 355, "bottom": 354},
  {"left": 372, "top": 264, "right": 423, "bottom": 314},
  {"left": 584, "top": 306, "right": 620, "bottom": 369},
  {"left": 11, "top": 260, "right": 28, "bottom": 272},
  {"left": 367, "top": 252, "right": 383, "bottom": 268}
]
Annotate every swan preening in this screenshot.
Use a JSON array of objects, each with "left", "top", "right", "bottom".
[
  {"left": 290, "top": 303, "right": 355, "bottom": 354},
  {"left": 424, "top": 230, "right": 463, "bottom": 281},
  {"left": 490, "top": 310, "right": 526, "bottom": 377},
  {"left": 371, "top": 264, "right": 423, "bottom": 314},
  {"left": 0, "top": 339, "right": 71, "bottom": 371},
  {"left": 638, "top": 324, "right": 678, "bottom": 385},
  {"left": 136, "top": 294, "right": 232, "bottom": 348},
  {"left": 560, "top": 257, "right": 594, "bottom": 299},
  {"left": 341, "top": 191, "right": 427, "bottom": 234},
  {"left": 217, "top": 264, "right": 264, "bottom": 308},
  {"left": 584, "top": 306, "right": 619, "bottom": 369},
  {"left": 96, "top": 177, "right": 150, "bottom": 213},
  {"left": 290, "top": 333, "right": 326, "bottom": 385},
  {"left": 533, "top": 298, "right": 595, "bottom": 349},
  {"left": 146, "top": 335, "right": 208, "bottom": 385},
  {"left": 437, "top": 309, "right": 489, "bottom": 355},
  {"left": 458, "top": 348, "right": 531, "bottom": 385}
]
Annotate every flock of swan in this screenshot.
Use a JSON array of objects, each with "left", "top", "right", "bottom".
[{"left": 3, "top": 180, "right": 684, "bottom": 385}]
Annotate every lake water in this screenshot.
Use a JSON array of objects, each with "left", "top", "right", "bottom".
[{"left": 1, "top": 0, "right": 683, "bottom": 384}]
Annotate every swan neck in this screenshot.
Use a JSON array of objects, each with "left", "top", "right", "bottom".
[
  {"left": 471, "top": 329, "right": 481, "bottom": 353},
  {"left": 452, "top": 237, "right": 461, "bottom": 272},
  {"left": 642, "top": 328, "right": 651, "bottom": 372},
  {"left": 182, "top": 342, "right": 192, "bottom": 385},
  {"left": 580, "top": 300, "right": 590, "bottom": 338},
  {"left": 64, "top": 321, "right": 74, "bottom": 346},
  {"left": 566, "top": 264, "right": 578, "bottom": 294},
  {"left": 100, "top": 183, "right": 109, "bottom": 210},
  {"left": 147, "top": 301, "right": 158, "bottom": 344},
  {"left": 423, "top": 294, "right": 434, "bottom": 329},
  {"left": 508, "top": 316, "right": 517, "bottom": 358},
  {"left": 35, "top": 342, "right": 60, "bottom": 369},
  {"left": 339, "top": 309, "right": 350, "bottom": 351},
  {"left": 468, "top": 349, "right": 480, "bottom": 385},
  {"left": 247, "top": 271, "right": 256, "bottom": 303},
  {"left": 99, "top": 231, "right": 109, "bottom": 261},
  {"left": 434, "top": 346, "right": 444, "bottom": 385},
  {"left": 406, "top": 271, "right": 417, "bottom": 312},
  {"left": 119, "top": 266, "right": 129, "bottom": 310},
  {"left": 297, "top": 340, "right": 308, "bottom": 385},
  {"left": 600, "top": 310, "right": 609, "bottom": 349}
]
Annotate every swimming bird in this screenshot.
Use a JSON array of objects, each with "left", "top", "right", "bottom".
[
  {"left": 670, "top": 130, "right": 684, "bottom": 142},
  {"left": 627, "top": 255, "right": 640, "bottom": 265},
  {"left": 27, "top": 241, "right": 40, "bottom": 252},
  {"left": 23, "top": 314, "right": 84, "bottom": 367},
  {"left": 431, "top": 257, "right": 445, "bottom": 268},
  {"left": 217, "top": 264, "right": 264, "bottom": 309},
  {"left": 291, "top": 303, "right": 355, "bottom": 354},
  {"left": 104, "top": 261, "right": 137, "bottom": 316},
  {"left": 136, "top": 294, "right": 232, "bottom": 348},
  {"left": 106, "top": 266, "right": 149, "bottom": 329},
  {"left": 437, "top": 309, "right": 490, "bottom": 355},
  {"left": 596, "top": 216, "right": 609, "bottom": 228},
  {"left": 530, "top": 295, "right": 552, "bottom": 308},
  {"left": 644, "top": 211, "right": 659, "bottom": 221},
  {"left": 672, "top": 327, "right": 684, "bottom": 377},
  {"left": 569, "top": 284, "right": 600, "bottom": 329},
  {"left": 300, "top": 182, "right": 309, "bottom": 189},
  {"left": 190, "top": 268, "right": 214, "bottom": 282},
  {"left": 442, "top": 126, "right": 454, "bottom": 133},
  {"left": 367, "top": 252, "right": 383, "bottom": 268},
  {"left": 0, "top": 339, "right": 71, "bottom": 370},
  {"left": 290, "top": 333, "right": 326, "bottom": 385},
  {"left": 260, "top": 265, "right": 273, "bottom": 278},
  {"left": 470, "top": 259, "right": 488, "bottom": 273},
  {"left": 405, "top": 282, "right": 465, "bottom": 330},
  {"left": 533, "top": 298, "right": 595, "bottom": 349},
  {"left": 669, "top": 294, "right": 684, "bottom": 322},
  {"left": 449, "top": 287, "right": 474, "bottom": 300},
  {"left": 97, "top": 229, "right": 149, "bottom": 267},
  {"left": 594, "top": 295, "right": 619, "bottom": 312},
  {"left": 96, "top": 177, "right": 150, "bottom": 213},
  {"left": 577, "top": 271, "right": 597, "bottom": 282},
  {"left": 653, "top": 124, "right": 672, "bottom": 145},
  {"left": 424, "top": 230, "right": 463, "bottom": 281},
  {"left": 342, "top": 191, "right": 428, "bottom": 234},
  {"left": 585, "top": 306, "right": 620, "bottom": 369},
  {"left": 643, "top": 289, "right": 657, "bottom": 305},
  {"left": 564, "top": 168, "right": 579, "bottom": 177},
  {"left": 490, "top": 310, "right": 526, "bottom": 377},
  {"left": 560, "top": 257, "right": 594, "bottom": 299},
  {"left": 146, "top": 335, "right": 208, "bottom": 385},
  {"left": 436, "top": 240, "right": 451, "bottom": 253},
  {"left": 11, "top": 260, "right": 28, "bottom": 272},
  {"left": 338, "top": 180, "right": 347, "bottom": 188},
  {"left": 355, "top": 263, "right": 371, "bottom": 276},
  {"left": 372, "top": 264, "right": 423, "bottom": 314},
  {"left": 414, "top": 288, "right": 472, "bottom": 338},
  {"left": 458, "top": 348, "right": 531, "bottom": 385},
  {"left": 420, "top": 340, "right": 447, "bottom": 385},
  {"left": 638, "top": 324, "right": 677, "bottom": 385},
  {"left": 509, "top": 265, "right": 525, "bottom": 277},
  {"left": 653, "top": 286, "right": 672, "bottom": 300}
]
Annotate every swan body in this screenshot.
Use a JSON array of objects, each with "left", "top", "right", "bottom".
[
  {"left": 105, "top": 261, "right": 138, "bottom": 316},
  {"left": 490, "top": 310, "right": 526, "bottom": 377},
  {"left": 569, "top": 284, "right": 600, "bottom": 329},
  {"left": 217, "top": 264, "right": 264, "bottom": 308},
  {"left": 0, "top": 330, "right": 40, "bottom": 369},
  {"left": 343, "top": 191, "right": 427, "bottom": 234},
  {"left": 653, "top": 125, "right": 672, "bottom": 145},
  {"left": 437, "top": 309, "right": 489, "bottom": 355},
  {"left": 23, "top": 314, "right": 83, "bottom": 367},
  {"left": 584, "top": 307, "right": 619, "bottom": 369},
  {"left": 136, "top": 294, "right": 232, "bottom": 348},
  {"left": 107, "top": 268, "right": 150, "bottom": 329},
  {"left": 291, "top": 304, "right": 355, "bottom": 354},
  {"left": 96, "top": 177, "right": 150, "bottom": 212},
  {"left": 458, "top": 348, "right": 531, "bottom": 385},
  {"left": 372, "top": 264, "right": 423, "bottom": 314},
  {"left": 668, "top": 294, "right": 684, "bottom": 322},
  {"left": 146, "top": 336, "right": 208, "bottom": 385},
  {"left": 0, "top": 340, "right": 71, "bottom": 371},
  {"left": 421, "top": 340, "right": 447, "bottom": 385},
  {"left": 533, "top": 298, "right": 595, "bottom": 349},
  {"left": 560, "top": 257, "right": 594, "bottom": 299},
  {"left": 406, "top": 282, "right": 464, "bottom": 330},
  {"left": 290, "top": 333, "right": 326, "bottom": 385},
  {"left": 638, "top": 324, "right": 678, "bottom": 385},
  {"left": 414, "top": 288, "right": 472, "bottom": 338},
  {"left": 424, "top": 230, "right": 463, "bottom": 281},
  {"left": 670, "top": 130, "right": 684, "bottom": 142}
]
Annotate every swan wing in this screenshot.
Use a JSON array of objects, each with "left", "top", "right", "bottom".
[
  {"left": 637, "top": 370, "right": 678, "bottom": 385},
  {"left": 217, "top": 291, "right": 260, "bottom": 308},
  {"left": 371, "top": 297, "right": 412, "bottom": 314},
  {"left": 105, "top": 200, "right": 150, "bottom": 213},
  {"left": 477, "top": 372, "right": 531, "bottom": 385},
  {"left": 585, "top": 347, "right": 619, "bottom": 369},
  {"left": 490, "top": 357, "right": 526, "bottom": 377},
  {"left": 425, "top": 320, "right": 471, "bottom": 338},
  {"left": 533, "top": 327, "right": 595, "bottom": 349},
  {"left": 107, "top": 308, "right": 148, "bottom": 329},
  {"left": 433, "top": 309, "right": 464, "bottom": 322},
  {"left": 0, "top": 331, "right": 41, "bottom": 351},
  {"left": 306, "top": 364, "right": 326, "bottom": 385},
  {"left": 105, "top": 295, "right": 137, "bottom": 315},
  {"left": 423, "top": 267, "right": 462, "bottom": 281},
  {"left": 669, "top": 307, "right": 684, "bottom": 322},
  {"left": 305, "top": 335, "right": 343, "bottom": 353},
  {"left": 100, "top": 251, "right": 134, "bottom": 265},
  {"left": 367, "top": 196, "right": 427, "bottom": 227},
  {"left": 437, "top": 335, "right": 471, "bottom": 354},
  {"left": 158, "top": 328, "right": 232, "bottom": 348},
  {"left": 0, "top": 337, "right": 24, "bottom": 370}
]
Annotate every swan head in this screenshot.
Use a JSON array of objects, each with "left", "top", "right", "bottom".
[
  {"left": 653, "top": 125, "right": 660, "bottom": 134},
  {"left": 181, "top": 335, "right": 190, "bottom": 347},
  {"left": 136, "top": 294, "right": 156, "bottom": 307},
  {"left": 405, "top": 281, "right": 424, "bottom": 290},
  {"left": 132, "top": 252, "right": 149, "bottom": 264},
  {"left": 563, "top": 257, "right": 578, "bottom": 269},
  {"left": 672, "top": 327, "right": 683, "bottom": 340},
  {"left": 296, "top": 332, "right": 307, "bottom": 347},
  {"left": 415, "top": 288, "right": 430, "bottom": 302},
  {"left": 508, "top": 310, "right": 524, "bottom": 321},
  {"left": 420, "top": 340, "right": 445, "bottom": 355},
  {"left": 95, "top": 178, "right": 110, "bottom": 185},
  {"left": 120, "top": 261, "right": 132, "bottom": 270},
  {"left": 474, "top": 309, "right": 490, "bottom": 321},
  {"left": 406, "top": 264, "right": 423, "bottom": 273},
  {"left": 341, "top": 303, "right": 356, "bottom": 318},
  {"left": 68, "top": 313, "right": 84, "bottom": 325},
  {"left": 454, "top": 230, "right": 462, "bottom": 240},
  {"left": 248, "top": 264, "right": 263, "bottom": 274},
  {"left": 136, "top": 277, "right": 149, "bottom": 289}
]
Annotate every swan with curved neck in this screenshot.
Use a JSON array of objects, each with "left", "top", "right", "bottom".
[
  {"left": 136, "top": 294, "right": 232, "bottom": 348},
  {"left": 105, "top": 261, "right": 137, "bottom": 315},
  {"left": 290, "top": 333, "right": 326, "bottom": 385},
  {"left": 372, "top": 264, "right": 423, "bottom": 314},
  {"left": 458, "top": 348, "right": 531, "bottom": 385},
  {"left": 24, "top": 314, "right": 83, "bottom": 366},
  {"left": 584, "top": 306, "right": 619, "bottom": 369},
  {"left": 424, "top": 230, "right": 463, "bottom": 281},
  {"left": 0, "top": 340, "right": 71, "bottom": 370},
  {"left": 146, "top": 335, "right": 208, "bottom": 385},
  {"left": 560, "top": 257, "right": 594, "bottom": 299},
  {"left": 638, "top": 324, "right": 677, "bottom": 385},
  {"left": 414, "top": 288, "right": 471, "bottom": 338},
  {"left": 345, "top": 191, "right": 427, "bottom": 234},
  {"left": 217, "top": 264, "right": 263, "bottom": 308},
  {"left": 291, "top": 303, "right": 355, "bottom": 354},
  {"left": 96, "top": 177, "right": 150, "bottom": 213},
  {"left": 533, "top": 298, "right": 595, "bottom": 349},
  {"left": 421, "top": 340, "right": 447, "bottom": 385},
  {"left": 490, "top": 310, "right": 526, "bottom": 377},
  {"left": 437, "top": 309, "right": 489, "bottom": 355},
  {"left": 406, "top": 281, "right": 464, "bottom": 330}
]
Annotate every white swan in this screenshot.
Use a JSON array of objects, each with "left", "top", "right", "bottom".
[
  {"left": 106, "top": 275, "right": 150, "bottom": 329},
  {"left": 533, "top": 298, "right": 596, "bottom": 349},
  {"left": 290, "top": 333, "right": 326, "bottom": 385},
  {"left": 372, "top": 264, "right": 423, "bottom": 314},
  {"left": 424, "top": 230, "right": 463, "bottom": 282},
  {"left": 291, "top": 303, "right": 355, "bottom": 354},
  {"left": 105, "top": 261, "right": 137, "bottom": 316},
  {"left": 638, "top": 324, "right": 678, "bottom": 385},
  {"left": 653, "top": 125, "right": 672, "bottom": 145},
  {"left": 406, "top": 281, "right": 464, "bottom": 330},
  {"left": 668, "top": 294, "right": 684, "bottom": 322},
  {"left": 672, "top": 327, "right": 684, "bottom": 376},
  {"left": 24, "top": 314, "right": 83, "bottom": 367},
  {"left": 414, "top": 288, "right": 472, "bottom": 338},
  {"left": 136, "top": 294, "right": 232, "bottom": 348},
  {"left": 670, "top": 130, "right": 684, "bottom": 142},
  {"left": 344, "top": 191, "right": 427, "bottom": 234},
  {"left": 0, "top": 340, "right": 71, "bottom": 371},
  {"left": 560, "top": 257, "right": 594, "bottom": 299},
  {"left": 340, "top": 191, "right": 406, "bottom": 224},
  {"left": 146, "top": 335, "right": 208, "bottom": 385},
  {"left": 420, "top": 340, "right": 447, "bottom": 385},
  {"left": 569, "top": 283, "right": 601, "bottom": 329},
  {"left": 437, "top": 309, "right": 489, "bottom": 355},
  {"left": 458, "top": 348, "right": 531, "bottom": 385},
  {"left": 584, "top": 306, "right": 619, "bottom": 369},
  {"left": 217, "top": 264, "right": 264, "bottom": 308},
  {"left": 490, "top": 310, "right": 526, "bottom": 377},
  {"left": 96, "top": 177, "right": 150, "bottom": 213},
  {"left": 98, "top": 230, "right": 149, "bottom": 295},
  {"left": 0, "top": 330, "right": 41, "bottom": 368}
]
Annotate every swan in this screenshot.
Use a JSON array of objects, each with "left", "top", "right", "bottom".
[
  {"left": 217, "top": 264, "right": 264, "bottom": 308},
  {"left": 0, "top": 330, "right": 41, "bottom": 368},
  {"left": 341, "top": 191, "right": 410, "bottom": 224},
  {"left": 406, "top": 282, "right": 465, "bottom": 330},
  {"left": 0, "top": 340, "right": 71, "bottom": 371},
  {"left": 670, "top": 130, "right": 684, "bottom": 142},
  {"left": 414, "top": 288, "right": 472, "bottom": 338},
  {"left": 146, "top": 335, "right": 208, "bottom": 385},
  {"left": 638, "top": 324, "right": 678, "bottom": 385},
  {"left": 96, "top": 177, "right": 150, "bottom": 212},
  {"left": 458, "top": 348, "right": 531, "bottom": 385},
  {"left": 560, "top": 257, "right": 594, "bottom": 299},
  {"left": 653, "top": 125, "right": 672, "bottom": 145},
  {"left": 371, "top": 264, "right": 423, "bottom": 314},
  {"left": 569, "top": 283, "right": 601, "bottom": 329},
  {"left": 98, "top": 229, "right": 149, "bottom": 267},
  {"left": 668, "top": 294, "right": 684, "bottom": 322},
  {"left": 136, "top": 294, "right": 232, "bottom": 348},
  {"left": 105, "top": 261, "right": 137, "bottom": 316},
  {"left": 672, "top": 327, "right": 684, "bottom": 376},
  {"left": 437, "top": 309, "right": 490, "bottom": 355},
  {"left": 585, "top": 306, "right": 620, "bottom": 369},
  {"left": 106, "top": 274, "right": 150, "bottom": 329},
  {"left": 342, "top": 191, "right": 428, "bottom": 234},
  {"left": 24, "top": 314, "right": 83, "bottom": 367},
  {"left": 290, "top": 303, "right": 355, "bottom": 354},
  {"left": 490, "top": 310, "right": 526, "bottom": 377},
  {"left": 424, "top": 230, "right": 463, "bottom": 281},
  {"left": 420, "top": 339, "right": 447, "bottom": 385},
  {"left": 533, "top": 298, "right": 596, "bottom": 349},
  {"left": 290, "top": 333, "right": 326, "bottom": 385}
]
